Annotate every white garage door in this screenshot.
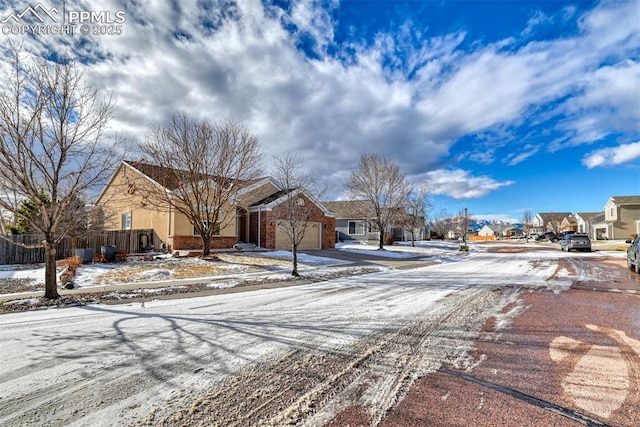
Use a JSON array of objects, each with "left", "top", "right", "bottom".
[{"left": 275, "top": 222, "right": 321, "bottom": 250}]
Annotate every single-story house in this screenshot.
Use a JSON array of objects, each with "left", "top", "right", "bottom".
[
  {"left": 477, "top": 224, "right": 521, "bottom": 239},
  {"left": 95, "top": 161, "right": 335, "bottom": 252},
  {"left": 322, "top": 200, "right": 427, "bottom": 243},
  {"left": 322, "top": 200, "right": 374, "bottom": 242}
]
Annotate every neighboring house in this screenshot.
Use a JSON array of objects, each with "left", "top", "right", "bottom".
[
  {"left": 323, "top": 200, "right": 427, "bottom": 243},
  {"left": 532, "top": 212, "right": 571, "bottom": 233},
  {"left": 95, "top": 161, "right": 335, "bottom": 252},
  {"left": 244, "top": 190, "right": 335, "bottom": 250},
  {"left": 598, "top": 196, "right": 640, "bottom": 240},
  {"left": 322, "top": 200, "right": 378, "bottom": 241},
  {"left": 560, "top": 215, "right": 578, "bottom": 233},
  {"left": 477, "top": 224, "right": 518, "bottom": 239},
  {"left": 590, "top": 213, "right": 607, "bottom": 240},
  {"left": 575, "top": 212, "right": 602, "bottom": 239}
]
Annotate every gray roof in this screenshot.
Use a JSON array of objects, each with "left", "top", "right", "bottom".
[
  {"left": 537, "top": 212, "right": 572, "bottom": 223},
  {"left": 576, "top": 212, "right": 602, "bottom": 221},
  {"left": 322, "top": 200, "right": 371, "bottom": 219},
  {"left": 610, "top": 195, "right": 640, "bottom": 205},
  {"left": 486, "top": 224, "right": 514, "bottom": 232}
]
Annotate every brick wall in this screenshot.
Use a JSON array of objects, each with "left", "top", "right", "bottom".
[
  {"left": 323, "top": 216, "right": 336, "bottom": 249},
  {"left": 247, "top": 195, "right": 336, "bottom": 249},
  {"left": 270, "top": 195, "right": 336, "bottom": 249},
  {"left": 169, "top": 235, "right": 239, "bottom": 251}
]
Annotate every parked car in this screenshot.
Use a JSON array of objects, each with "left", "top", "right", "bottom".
[
  {"left": 545, "top": 232, "right": 564, "bottom": 243},
  {"left": 560, "top": 233, "right": 591, "bottom": 252},
  {"left": 626, "top": 235, "right": 640, "bottom": 273}
]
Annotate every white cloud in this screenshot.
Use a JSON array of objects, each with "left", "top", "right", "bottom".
[
  {"left": 424, "top": 169, "right": 515, "bottom": 199},
  {"left": 552, "top": 61, "right": 640, "bottom": 148},
  {"left": 582, "top": 141, "right": 640, "bottom": 168},
  {"left": 521, "top": 9, "right": 552, "bottom": 37},
  {"left": 504, "top": 144, "right": 540, "bottom": 166},
  {"left": 0, "top": 0, "right": 637, "bottom": 201}
]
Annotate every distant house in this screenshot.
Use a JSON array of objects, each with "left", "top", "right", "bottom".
[
  {"left": 478, "top": 224, "right": 522, "bottom": 239},
  {"left": 592, "top": 196, "right": 640, "bottom": 240},
  {"left": 532, "top": 212, "right": 571, "bottom": 233},
  {"left": 322, "top": 200, "right": 426, "bottom": 243},
  {"left": 322, "top": 200, "right": 374, "bottom": 241},
  {"left": 95, "top": 161, "right": 335, "bottom": 252},
  {"left": 575, "top": 212, "right": 602, "bottom": 239},
  {"left": 560, "top": 215, "right": 578, "bottom": 233}
]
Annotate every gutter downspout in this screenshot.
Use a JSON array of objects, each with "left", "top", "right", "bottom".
[
  {"left": 167, "top": 205, "right": 172, "bottom": 249},
  {"left": 257, "top": 206, "right": 261, "bottom": 248}
]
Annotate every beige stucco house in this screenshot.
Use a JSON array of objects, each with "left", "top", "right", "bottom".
[{"left": 95, "top": 161, "right": 335, "bottom": 252}]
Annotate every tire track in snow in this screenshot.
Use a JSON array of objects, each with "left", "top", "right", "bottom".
[{"left": 148, "top": 286, "right": 504, "bottom": 426}]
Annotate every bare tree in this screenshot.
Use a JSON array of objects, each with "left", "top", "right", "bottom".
[
  {"left": 520, "top": 210, "right": 533, "bottom": 241},
  {"left": 430, "top": 209, "right": 452, "bottom": 240},
  {"left": 345, "top": 153, "right": 410, "bottom": 250},
  {"left": 272, "top": 154, "right": 326, "bottom": 276},
  {"left": 0, "top": 48, "right": 122, "bottom": 299},
  {"left": 453, "top": 208, "right": 472, "bottom": 243},
  {"left": 138, "top": 113, "right": 263, "bottom": 256},
  {"left": 399, "top": 183, "right": 431, "bottom": 247}
]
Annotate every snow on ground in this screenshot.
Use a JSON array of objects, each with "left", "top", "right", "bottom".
[
  {"left": 336, "top": 240, "right": 462, "bottom": 258},
  {"left": 0, "top": 250, "right": 353, "bottom": 296},
  {"left": 0, "top": 240, "right": 627, "bottom": 300},
  {"left": 0, "top": 244, "right": 608, "bottom": 426}
]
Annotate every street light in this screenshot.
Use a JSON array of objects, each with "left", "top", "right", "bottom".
[{"left": 463, "top": 207, "right": 468, "bottom": 244}]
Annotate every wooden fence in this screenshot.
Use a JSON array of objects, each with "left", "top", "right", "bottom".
[{"left": 0, "top": 229, "right": 163, "bottom": 265}]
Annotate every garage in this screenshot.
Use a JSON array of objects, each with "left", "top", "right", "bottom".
[{"left": 275, "top": 222, "right": 322, "bottom": 250}]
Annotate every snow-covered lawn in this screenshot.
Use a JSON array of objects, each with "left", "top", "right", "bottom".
[{"left": 0, "top": 240, "right": 626, "bottom": 297}]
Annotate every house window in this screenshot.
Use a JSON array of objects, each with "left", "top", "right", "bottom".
[
  {"left": 193, "top": 220, "right": 220, "bottom": 236},
  {"left": 121, "top": 212, "right": 131, "bottom": 230},
  {"left": 348, "top": 221, "right": 364, "bottom": 235}
]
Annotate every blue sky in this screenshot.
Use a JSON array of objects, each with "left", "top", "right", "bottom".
[{"left": 1, "top": 0, "right": 639, "bottom": 223}]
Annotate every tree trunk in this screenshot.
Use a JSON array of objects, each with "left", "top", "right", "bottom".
[
  {"left": 378, "top": 230, "right": 384, "bottom": 250},
  {"left": 291, "top": 244, "right": 299, "bottom": 276},
  {"left": 201, "top": 234, "right": 211, "bottom": 256},
  {"left": 43, "top": 241, "right": 59, "bottom": 299}
]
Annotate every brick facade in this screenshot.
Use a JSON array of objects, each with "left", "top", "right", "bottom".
[
  {"left": 168, "top": 235, "right": 239, "bottom": 251},
  {"left": 253, "top": 195, "right": 335, "bottom": 249}
]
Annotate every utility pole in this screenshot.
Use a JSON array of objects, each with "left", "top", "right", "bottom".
[{"left": 463, "top": 207, "right": 468, "bottom": 244}]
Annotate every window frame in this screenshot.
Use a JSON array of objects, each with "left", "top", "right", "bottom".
[
  {"left": 348, "top": 220, "right": 365, "bottom": 235},
  {"left": 193, "top": 219, "right": 221, "bottom": 236},
  {"left": 121, "top": 212, "right": 131, "bottom": 230}
]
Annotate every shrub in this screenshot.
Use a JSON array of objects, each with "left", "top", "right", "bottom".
[{"left": 57, "top": 255, "right": 83, "bottom": 270}]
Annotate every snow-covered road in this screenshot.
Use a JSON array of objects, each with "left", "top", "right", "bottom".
[{"left": 0, "top": 249, "right": 604, "bottom": 426}]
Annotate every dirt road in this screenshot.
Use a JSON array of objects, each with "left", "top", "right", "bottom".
[{"left": 0, "top": 247, "right": 637, "bottom": 426}]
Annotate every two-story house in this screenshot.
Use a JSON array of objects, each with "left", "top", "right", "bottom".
[
  {"left": 532, "top": 212, "right": 571, "bottom": 234},
  {"left": 595, "top": 196, "right": 640, "bottom": 240}
]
